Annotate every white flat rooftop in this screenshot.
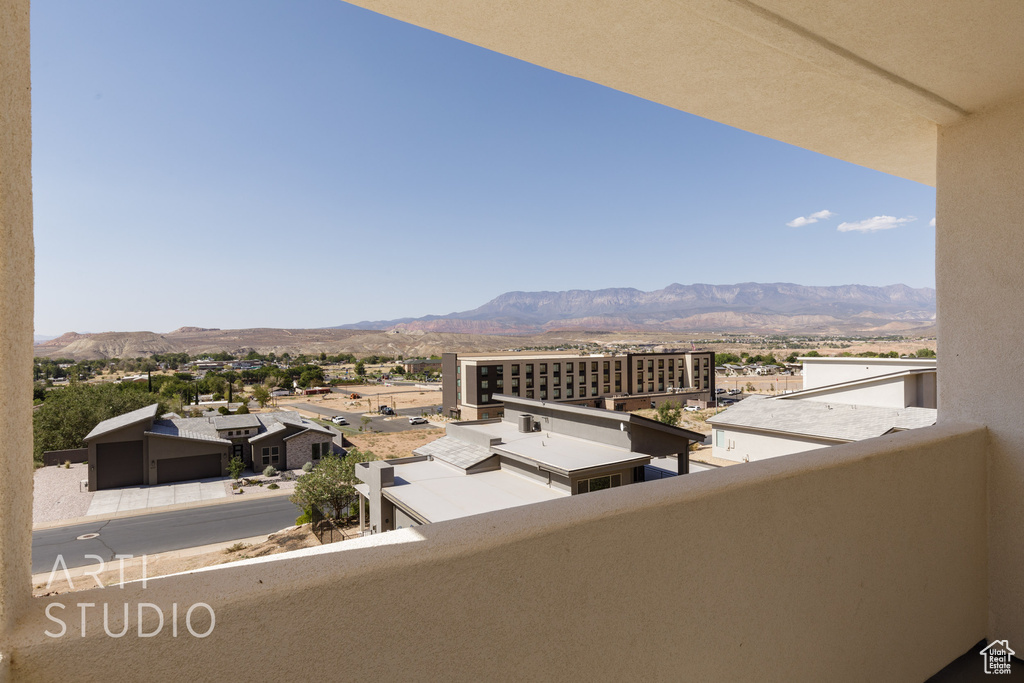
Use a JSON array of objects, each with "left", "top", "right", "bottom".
[
  {"left": 456, "top": 421, "right": 649, "bottom": 475},
  {"left": 382, "top": 459, "right": 568, "bottom": 523}
]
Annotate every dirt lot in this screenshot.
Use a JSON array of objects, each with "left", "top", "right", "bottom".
[
  {"left": 345, "top": 428, "right": 446, "bottom": 460},
  {"left": 276, "top": 383, "right": 442, "bottom": 415}
]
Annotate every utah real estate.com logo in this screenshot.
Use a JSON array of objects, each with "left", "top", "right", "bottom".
[{"left": 980, "top": 640, "right": 1014, "bottom": 675}]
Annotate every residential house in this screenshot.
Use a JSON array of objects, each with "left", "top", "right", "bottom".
[
  {"left": 84, "top": 405, "right": 340, "bottom": 490},
  {"left": 355, "top": 394, "right": 703, "bottom": 532},
  {"left": 707, "top": 359, "right": 937, "bottom": 462}
]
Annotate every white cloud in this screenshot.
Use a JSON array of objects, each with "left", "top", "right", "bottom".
[
  {"left": 837, "top": 215, "right": 917, "bottom": 233},
  {"left": 786, "top": 209, "right": 836, "bottom": 227},
  {"left": 929, "top": 217, "right": 936, "bottom": 227}
]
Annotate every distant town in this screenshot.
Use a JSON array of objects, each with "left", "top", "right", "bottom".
[{"left": 31, "top": 332, "right": 937, "bottom": 590}]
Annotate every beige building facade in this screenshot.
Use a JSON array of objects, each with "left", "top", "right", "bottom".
[
  {"left": 3, "top": 2, "right": 1024, "bottom": 680},
  {"left": 443, "top": 350, "right": 715, "bottom": 420}
]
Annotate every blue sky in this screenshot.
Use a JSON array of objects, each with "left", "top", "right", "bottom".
[{"left": 32, "top": 1, "right": 937, "bottom": 335}]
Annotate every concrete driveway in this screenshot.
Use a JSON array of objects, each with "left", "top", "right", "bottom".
[{"left": 85, "top": 478, "right": 227, "bottom": 516}]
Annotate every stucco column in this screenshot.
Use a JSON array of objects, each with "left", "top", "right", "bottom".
[
  {"left": 937, "top": 96, "right": 1024, "bottom": 645},
  {"left": 0, "top": 0, "right": 33, "bottom": 658}
]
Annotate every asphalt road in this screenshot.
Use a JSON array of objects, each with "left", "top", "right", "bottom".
[
  {"left": 32, "top": 496, "right": 301, "bottom": 575},
  {"left": 288, "top": 402, "right": 441, "bottom": 434}
]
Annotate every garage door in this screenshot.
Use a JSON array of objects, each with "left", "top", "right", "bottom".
[
  {"left": 96, "top": 440, "right": 144, "bottom": 489},
  {"left": 157, "top": 453, "right": 222, "bottom": 484}
]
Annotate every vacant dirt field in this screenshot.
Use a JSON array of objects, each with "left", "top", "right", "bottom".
[
  {"left": 346, "top": 428, "right": 446, "bottom": 460},
  {"left": 277, "top": 384, "right": 442, "bottom": 414}
]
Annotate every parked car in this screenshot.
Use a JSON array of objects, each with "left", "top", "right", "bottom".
[
  {"left": 715, "top": 388, "right": 726, "bottom": 394},
  {"left": 380, "top": 406, "right": 395, "bottom": 416},
  {"left": 331, "top": 415, "right": 348, "bottom": 425},
  {"left": 409, "top": 416, "right": 428, "bottom": 425},
  {"left": 683, "top": 405, "right": 700, "bottom": 412}
]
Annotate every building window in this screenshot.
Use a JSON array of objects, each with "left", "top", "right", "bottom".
[
  {"left": 481, "top": 412, "right": 489, "bottom": 420},
  {"left": 576, "top": 473, "right": 622, "bottom": 494},
  {"left": 511, "top": 364, "right": 519, "bottom": 375},
  {"left": 579, "top": 362, "right": 586, "bottom": 374},
  {"left": 526, "top": 364, "right": 533, "bottom": 375},
  {"left": 496, "top": 379, "right": 503, "bottom": 388},
  {"left": 715, "top": 430, "right": 724, "bottom": 447},
  {"left": 668, "top": 359, "right": 674, "bottom": 370},
  {"left": 554, "top": 388, "right": 561, "bottom": 399},
  {"left": 526, "top": 390, "right": 534, "bottom": 399},
  {"left": 591, "top": 387, "right": 598, "bottom": 396},
  {"left": 481, "top": 380, "right": 489, "bottom": 389},
  {"left": 636, "top": 360, "right": 643, "bottom": 371},
  {"left": 511, "top": 378, "right": 519, "bottom": 388},
  {"left": 566, "top": 387, "right": 574, "bottom": 399},
  {"left": 540, "top": 391, "right": 547, "bottom": 400},
  {"left": 228, "top": 431, "right": 234, "bottom": 436},
  {"left": 615, "top": 360, "right": 621, "bottom": 371},
  {"left": 648, "top": 382, "right": 655, "bottom": 392},
  {"left": 496, "top": 366, "right": 503, "bottom": 375},
  {"left": 648, "top": 360, "right": 654, "bottom": 371},
  {"left": 480, "top": 366, "right": 488, "bottom": 376},
  {"left": 540, "top": 363, "right": 547, "bottom": 374},
  {"left": 312, "top": 442, "right": 330, "bottom": 460},
  {"left": 553, "top": 363, "right": 560, "bottom": 374},
  {"left": 658, "top": 359, "right": 664, "bottom": 369},
  {"left": 526, "top": 379, "right": 534, "bottom": 389},
  {"left": 481, "top": 394, "right": 489, "bottom": 403},
  {"left": 603, "top": 384, "right": 610, "bottom": 394},
  {"left": 591, "top": 361, "right": 598, "bottom": 372}
]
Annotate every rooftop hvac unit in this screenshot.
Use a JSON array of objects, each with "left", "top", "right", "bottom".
[{"left": 519, "top": 414, "right": 533, "bottom": 433}]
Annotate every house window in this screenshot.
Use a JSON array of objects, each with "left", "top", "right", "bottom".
[
  {"left": 312, "top": 442, "right": 330, "bottom": 460},
  {"left": 228, "top": 431, "right": 234, "bottom": 436},
  {"left": 481, "top": 412, "right": 489, "bottom": 419},
  {"left": 261, "top": 446, "right": 280, "bottom": 466},
  {"left": 576, "top": 473, "right": 622, "bottom": 494},
  {"left": 715, "top": 430, "right": 724, "bottom": 447}
]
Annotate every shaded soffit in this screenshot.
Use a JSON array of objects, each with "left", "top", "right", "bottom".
[{"left": 341, "top": 0, "right": 1024, "bottom": 186}]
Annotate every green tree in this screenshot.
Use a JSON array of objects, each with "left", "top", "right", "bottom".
[
  {"left": 655, "top": 401, "right": 681, "bottom": 426},
  {"left": 915, "top": 348, "right": 936, "bottom": 358},
  {"left": 290, "top": 449, "right": 375, "bottom": 519},
  {"left": 228, "top": 456, "right": 245, "bottom": 480},
  {"left": 252, "top": 385, "right": 271, "bottom": 408},
  {"left": 235, "top": 403, "right": 250, "bottom": 414},
  {"left": 355, "top": 361, "right": 366, "bottom": 377}
]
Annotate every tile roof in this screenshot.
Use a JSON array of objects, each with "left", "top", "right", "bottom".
[
  {"left": 147, "top": 423, "right": 231, "bottom": 444},
  {"left": 85, "top": 404, "right": 160, "bottom": 441},
  {"left": 414, "top": 436, "right": 494, "bottom": 470},
  {"left": 706, "top": 394, "right": 936, "bottom": 442}
]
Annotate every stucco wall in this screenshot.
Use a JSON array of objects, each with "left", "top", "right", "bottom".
[
  {"left": 797, "top": 379, "right": 909, "bottom": 409},
  {"left": 801, "top": 358, "right": 935, "bottom": 390},
  {"left": 10, "top": 425, "right": 987, "bottom": 681},
  {"left": 937, "top": 95, "right": 1024, "bottom": 645},
  {"left": 712, "top": 425, "right": 836, "bottom": 462}
]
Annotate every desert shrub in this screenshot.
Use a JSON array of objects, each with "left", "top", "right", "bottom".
[
  {"left": 63, "top": 460, "right": 71, "bottom": 469},
  {"left": 223, "top": 542, "right": 251, "bottom": 554},
  {"left": 263, "top": 465, "right": 278, "bottom": 477},
  {"left": 295, "top": 510, "right": 311, "bottom": 525},
  {"left": 302, "top": 462, "right": 313, "bottom": 473},
  {"left": 217, "top": 406, "right": 230, "bottom": 415},
  {"left": 267, "top": 483, "right": 279, "bottom": 490},
  {"left": 228, "top": 456, "right": 245, "bottom": 480}
]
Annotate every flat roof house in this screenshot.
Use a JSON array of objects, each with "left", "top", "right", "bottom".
[
  {"left": 707, "top": 360, "right": 937, "bottom": 462},
  {"left": 4, "top": 2, "right": 1024, "bottom": 680},
  {"left": 355, "top": 394, "right": 703, "bottom": 532},
  {"left": 84, "top": 405, "right": 340, "bottom": 491}
]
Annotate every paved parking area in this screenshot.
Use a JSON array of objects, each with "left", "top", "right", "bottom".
[{"left": 85, "top": 478, "right": 227, "bottom": 517}]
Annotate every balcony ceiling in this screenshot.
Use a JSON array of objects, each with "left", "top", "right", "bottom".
[{"left": 342, "top": 0, "right": 1024, "bottom": 186}]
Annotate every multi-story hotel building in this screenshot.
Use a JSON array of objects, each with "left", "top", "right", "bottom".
[{"left": 443, "top": 350, "right": 715, "bottom": 420}]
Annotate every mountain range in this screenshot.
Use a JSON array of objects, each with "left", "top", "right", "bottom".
[{"left": 335, "top": 282, "right": 936, "bottom": 335}]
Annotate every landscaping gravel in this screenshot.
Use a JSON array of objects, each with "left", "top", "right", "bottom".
[{"left": 33, "top": 463, "right": 93, "bottom": 525}]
